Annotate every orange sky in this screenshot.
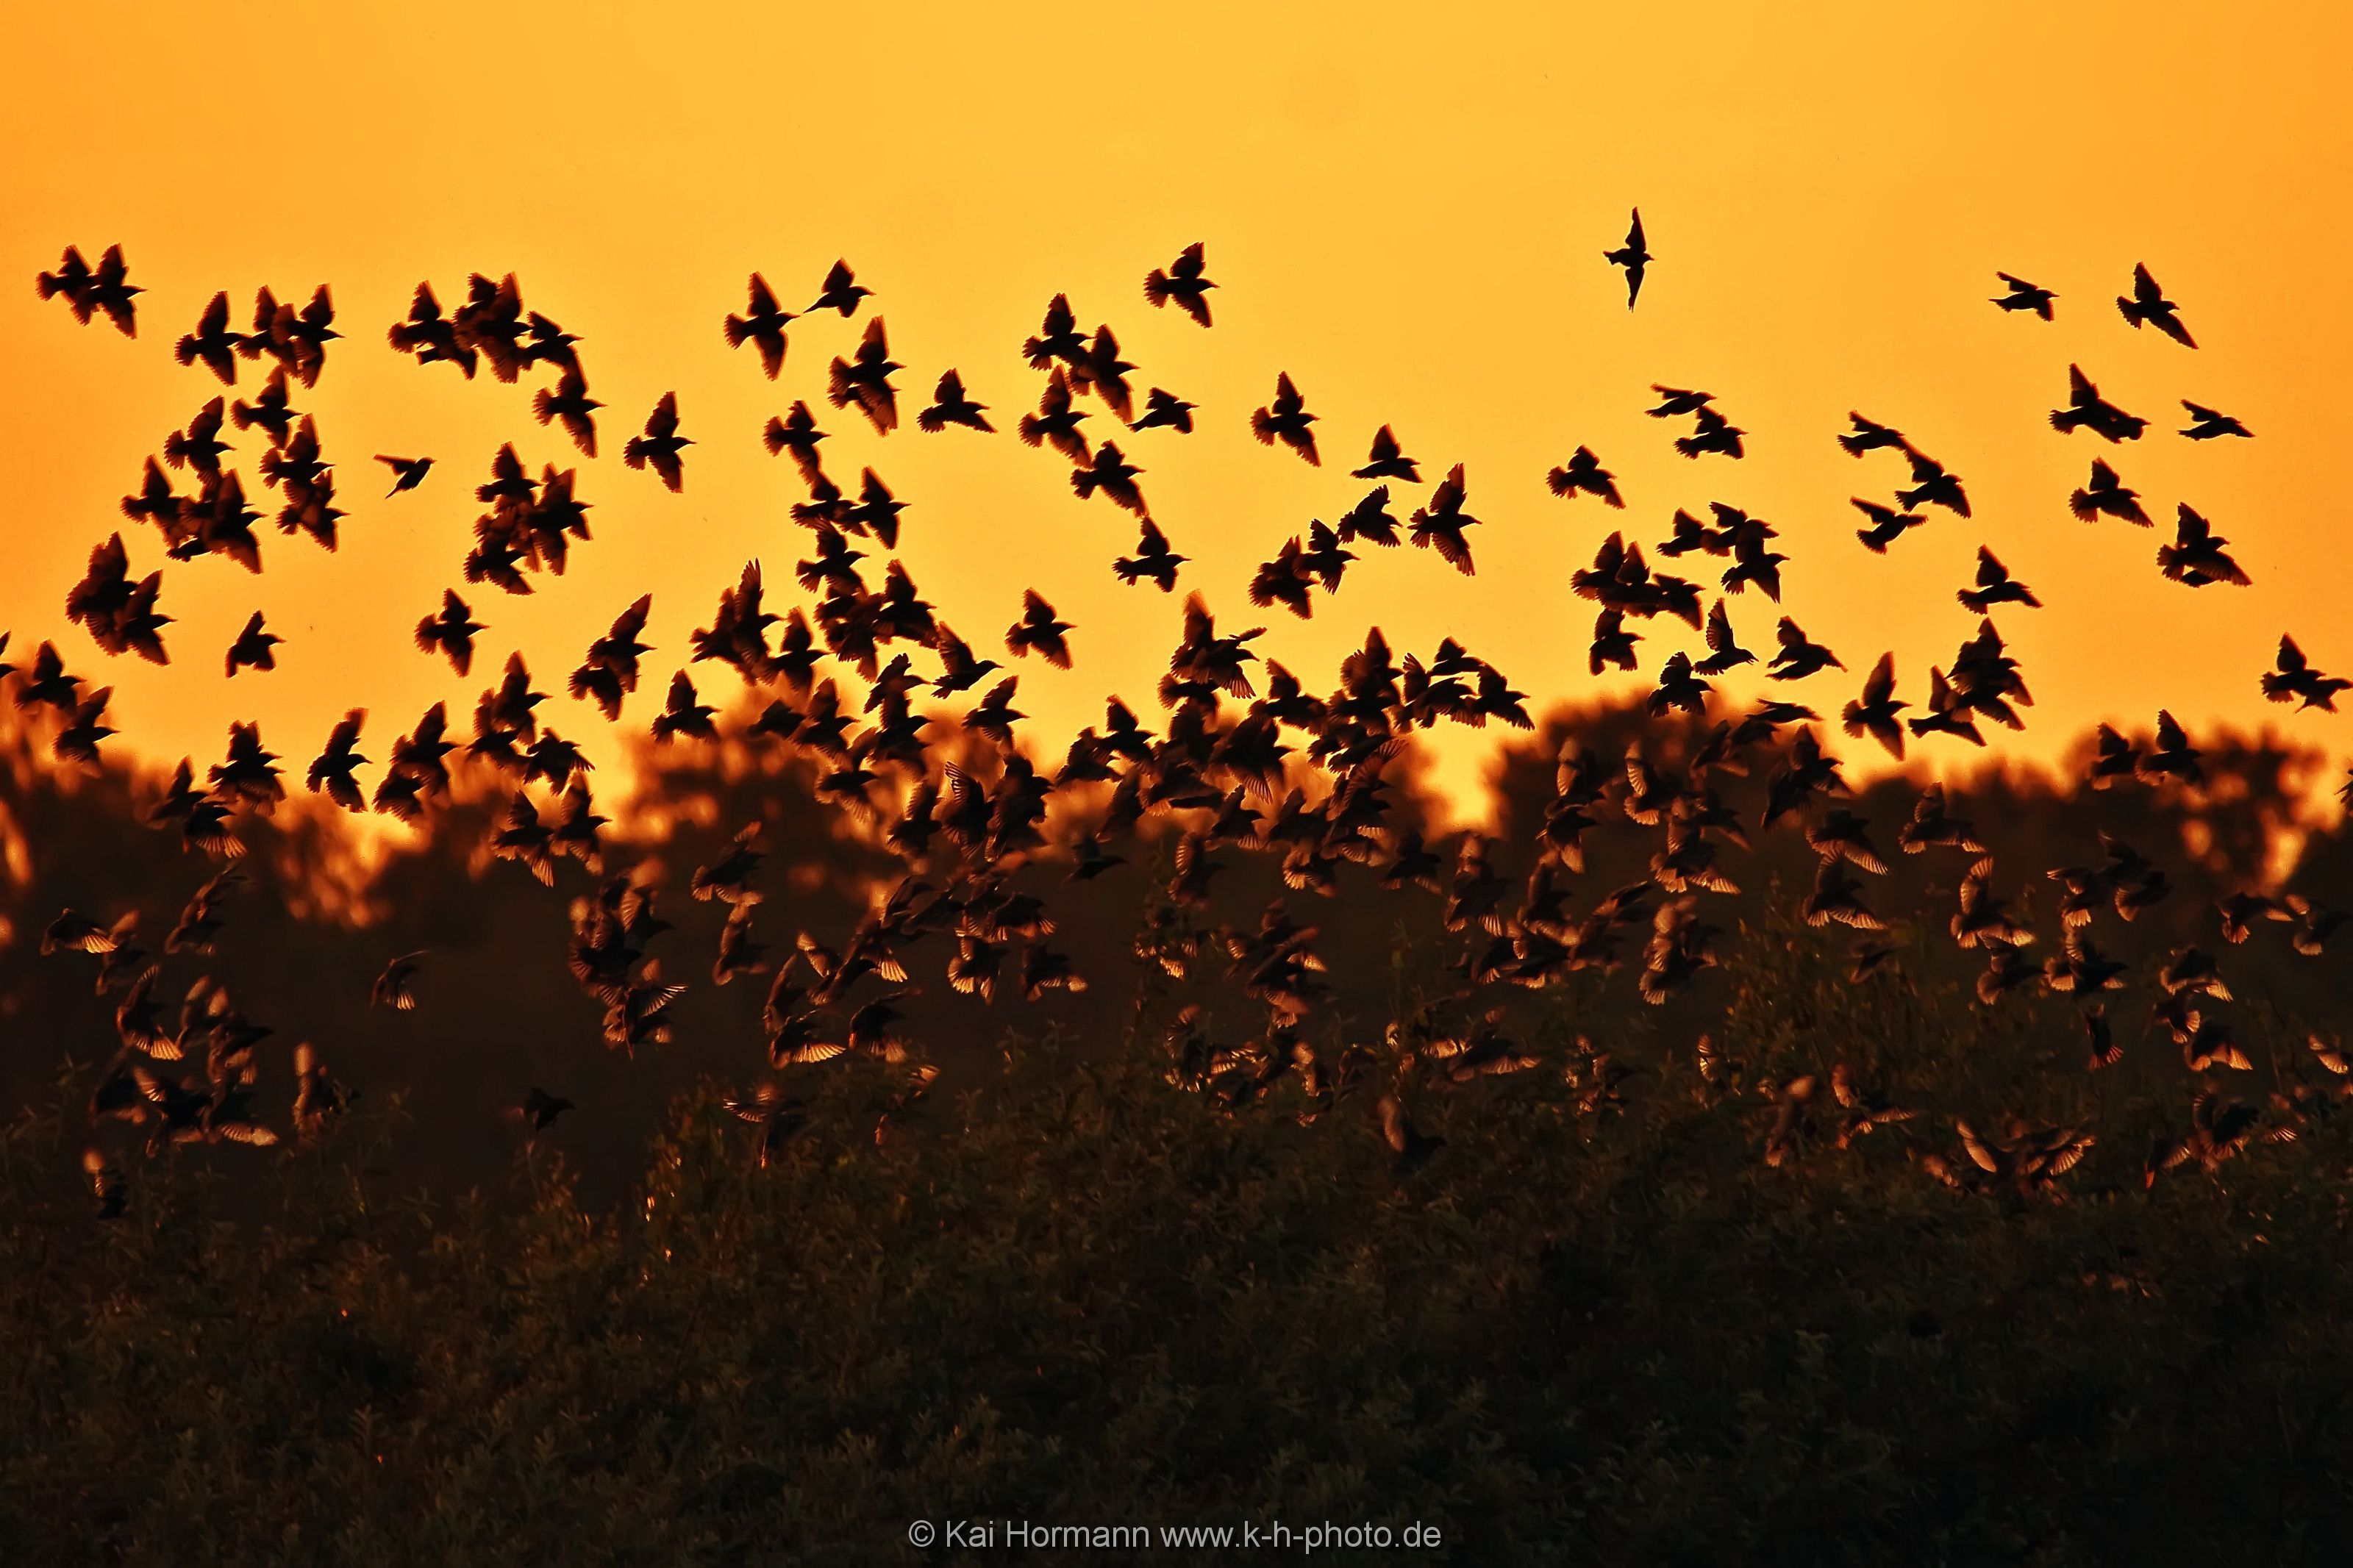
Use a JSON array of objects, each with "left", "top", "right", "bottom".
[{"left": 4, "top": 1, "right": 2351, "bottom": 827}]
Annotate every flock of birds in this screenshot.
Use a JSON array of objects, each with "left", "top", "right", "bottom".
[{"left": 20, "top": 213, "right": 2353, "bottom": 1217}]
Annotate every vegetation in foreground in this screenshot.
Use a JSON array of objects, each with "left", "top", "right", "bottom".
[{"left": 7, "top": 909, "right": 2353, "bottom": 1568}]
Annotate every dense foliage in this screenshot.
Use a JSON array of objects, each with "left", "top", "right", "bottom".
[{"left": 8, "top": 908, "right": 2353, "bottom": 1567}]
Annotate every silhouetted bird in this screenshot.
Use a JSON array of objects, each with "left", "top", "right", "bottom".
[
  {"left": 623, "top": 392, "right": 690, "bottom": 490},
  {"left": 1250, "top": 373, "right": 1319, "bottom": 465},
  {"left": 1603, "top": 209, "right": 1649, "bottom": 309},
  {"left": 1023, "top": 293, "right": 1087, "bottom": 372},
  {"left": 724, "top": 272, "right": 795, "bottom": 377},
  {"left": 307, "top": 709, "right": 368, "bottom": 811},
  {"left": 533, "top": 369, "right": 601, "bottom": 457},
  {"left": 1018, "top": 368, "right": 1092, "bottom": 462},
  {"left": 1907, "top": 667, "right": 1983, "bottom": 747},
  {"left": 917, "top": 369, "right": 993, "bottom": 432},
  {"left": 1407, "top": 465, "right": 1479, "bottom": 575},
  {"left": 1346, "top": 424, "right": 1419, "bottom": 484},
  {"left": 1006, "top": 590, "right": 1074, "bottom": 667},
  {"left": 1250, "top": 538, "right": 1315, "bottom": 620},
  {"left": 1896, "top": 450, "right": 1970, "bottom": 517},
  {"left": 224, "top": 612, "right": 280, "bottom": 677},
  {"left": 651, "top": 670, "right": 717, "bottom": 743},
  {"left": 229, "top": 367, "right": 296, "bottom": 448},
  {"left": 570, "top": 594, "right": 653, "bottom": 720},
  {"left": 388, "top": 282, "right": 477, "bottom": 377},
  {"left": 175, "top": 292, "right": 243, "bottom": 383},
  {"left": 2071, "top": 459, "right": 2149, "bottom": 525},
  {"left": 371, "top": 951, "right": 426, "bottom": 1011},
  {"left": 36, "top": 246, "right": 99, "bottom": 323},
  {"left": 1071, "top": 323, "right": 1137, "bottom": 423},
  {"left": 1693, "top": 599, "right": 1752, "bottom": 676},
  {"left": 2179, "top": 400, "right": 2250, "bottom": 440},
  {"left": 1991, "top": 271, "right": 2056, "bottom": 319},
  {"left": 1143, "top": 242, "right": 1215, "bottom": 326},
  {"left": 807, "top": 259, "right": 871, "bottom": 317},
  {"left": 163, "top": 397, "right": 231, "bottom": 479},
  {"left": 1769, "top": 617, "right": 1843, "bottom": 681},
  {"left": 1838, "top": 412, "right": 1910, "bottom": 456},
  {"left": 1957, "top": 547, "right": 2040, "bottom": 614},
  {"left": 521, "top": 312, "right": 579, "bottom": 373},
  {"left": 415, "top": 590, "right": 482, "bottom": 676},
  {"left": 2262, "top": 635, "right": 2350, "bottom": 711},
  {"left": 1851, "top": 498, "right": 1924, "bottom": 553},
  {"left": 1647, "top": 385, "right": 1713, "bottom": 418},
  {"left": 376, "top": 454, "right": 432, "bottom": 496},
  {"left": 760, "top": 402, "right": 827, "bottom": 482},
  {"left": 46, "top": 244, "right": 140, "bottom": 335},
  {"left": 1546, "top": 446, "right": 1623, "bottom": 506},
  {"left": 1649, "top": 652, "right": 1710, "bottom": 716},
  {"left": 1841, "top": 653, "right": 1908, "bottom": 759},
  {"left": 1128, "top": 386, "right": 1196, "bottom": 434},
  {"left": 1337, "top": 486, "right": 1402, "bottom": 550},
  {"left": 1675, "top": 405, "right": 1744, "bottom": 460},
  {"left": 2050, "top": 365, "right": 2147, "bottom": 441},
  {"left": 1115, "top": 517, "right": 1185, "bottom": 591},
  {"left": 2116, "top": 262, "right": 2195, "bottom": 348},
  {"left": 2156, "top": 504, "right": 2249, "bottom": 587},
  {"left": 827, "top": 318, "right": 902, "bottom": 434},
  {"left": 2138, "top": 710, "right": 2204, "bottom": 785},
  {"left": 1072, "top": 442, "right": 1148, "bottom": 516}
]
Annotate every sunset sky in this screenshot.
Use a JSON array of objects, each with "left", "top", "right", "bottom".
[{"left": 5, "top": 1, "right": 2350, "bottom": 826}]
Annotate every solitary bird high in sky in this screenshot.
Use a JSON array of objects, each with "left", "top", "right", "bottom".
[{"left": 1603, "top": 209, "right": 1649, "bottom": 309}]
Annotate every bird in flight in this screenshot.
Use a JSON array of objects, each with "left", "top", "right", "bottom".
[
  {"left": 1072, "top": 442, "right": 1148, "bottom": 517},
  {"left": 1648, "top": 385, "right": 1712, "bottom": 418},
  {"left": 376, "top": 455, "right": 433, "bottom": 496},
  {"left": 175, "top": 293, "right": 244, "bottom": 384},
  {"left": 623, "top": 393, "right": 691, "bottom": 491},
  {"left": 35, "top": 246, "right": 98, "bottom": 323},
  {"left": 1019, "top": 368, "right": 1091, "bottom": 462},
  {"left": 1837, "top": 412, "right": 1910, "bottom": 457},
  {"left": 724, "top": 273, "right": 795, "bottom": 378},
  {"left": 1603, "top": 210, "right": 1649, "bottom": 309},
  {"left": 1675, "top": 405, "right": 1745, "bottom": 460},
  {"left": 827, "top": 318, "right": 902, "bottom": 434},
  {"left": 1990, "top": 272, "right": 2056, "bottom": 320},
  {"left": 1352, "top": 426, "right": 1419, "bottom": 483},
  {"left": 2178, "top": 401, "right": 2250, "bottom": 441},
  {"left": 224, "top": 612, "right": 281, "bottom": 677},
  {"left": 1841, "top": 653, "right": 1908, "bottom": 759},
  {"left": 1250, "top": 373, "right": 1320, "bottom": 465},
  {"left": 1114, "top": 518, "right": 1186, "bottom": 592},
  {"left": 2262, "top": 636, "right": 2350, "bottom": 712},
  {"left": 2070, "top": 459, "right": 2149, "bottom": 526},
  {"left": 1143, "top": 242, "right": 1215, "bottom": 327},
  {"left": 2049, "top": 365, "right": 2147, "bottom": 442},
  {"left": 917, "top": 369, "right": 993, "bottom": 433},
  {"left": 2116, "top": 263, "right": 2195, "bottom": 348},
  {"left": 1851, "top": 498, "right": 1924, "bottom": 554},
  {"left": 1895, "top": 450, "right": 1970, "bottom": 518},
  {"left": 1005, "top": 590, "right": 1075, "bottom": 668},
  {"left": 1956, "top": 547, "right": 2040, "bottom": 614},
  {"left": 1546, "top": 447, "right": 1624, "bottom": 507},
  {"left": 38, "top": 244, "right": 139, "bottom": 335},
  {"left": 532, "top": 368, "right": 601, "bottom": 457},
  {"left": 1407, "top": 465, "right": 1479, "bottom": 575},
  {"left": 806, "top": 259, "right": 871, "bottom": 318},
  {"left": 2156, "top": 504, "right": 2250, "bottom": 587},
  {"left": 1128, "top": 387, "right": 1196, "bottom": 434},
  {"left": 415, "top": 589, "right": 483, "bottom": 676},
  {"left": 372, "top": 951, "right": 427, "bottom": 1011}
]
